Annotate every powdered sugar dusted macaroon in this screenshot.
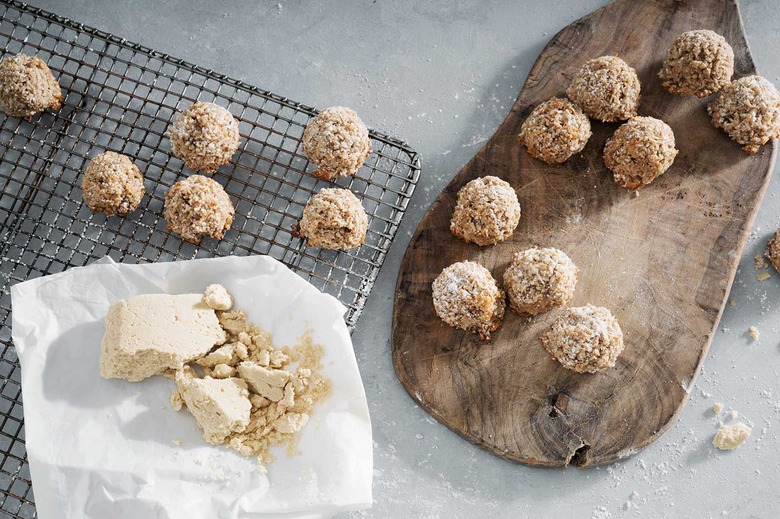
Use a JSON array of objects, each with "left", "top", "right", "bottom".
[
  {"left": 518, "top": 97, "right": 591, "bottom": 164},
  {"left": 0, "top": 53, "right": 61, "bottom": 118},
  {"left": 164, "top": 175, "right": 234, "bottom": 244},
  {"left": 82, "top": 151, "right": 145, "bottom": 216},
  {"left": 659, "top": 30, "right": 734, "bottom": 98},
  {"left": 432, "top": 261, "right": 505, "bottom": 339},
  {"left": 168, "top": 102, "right": 240, "bottom": 173},
  {"left": 450, "top": 176, "right": 521, "bottom": 246},
  {"left": 566, "top": 56, "right": 640, "bottom": 122},
  {"left": 604, "top": 116, "right": 678, "bottom": 189},
  {"left": 708, "top": 75, "right": 780, "bottom": 154},
  {"left": 302, "top": 106, "right": 371, "bottom": 180},
  {"left": 766, "top": 227, "right": 780, "bottom": 274},
  {"left": 503, "top": 247, "right": 578, "bottom": 316},
  {"left": 541, "top": 304, "right": 624, "bottom": 373},
  {"left": 298, "top": 188, "right": 368, "bottom": 250}
]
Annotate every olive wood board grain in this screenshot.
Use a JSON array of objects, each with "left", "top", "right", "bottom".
[{"left": 392, "top": 0, "right": 776, "bottom": 468}]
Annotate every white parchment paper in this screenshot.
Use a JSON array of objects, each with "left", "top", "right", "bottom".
[{"left": 10, "top": 255, "right": 373, "bottom": 519}]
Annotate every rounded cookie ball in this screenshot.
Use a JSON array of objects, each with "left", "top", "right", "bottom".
[
  {"left": 604, "top": 116, "right": 678, "bottom": 189},
  {"left": 82, "top": 151, "right": 145, "bottom": 216},
  {"left": 302, "top": 106, "right": 371, "bottom": 180},
  {"left": 766, "top": 227, "right": 780, "bottom": 275},
  {"left": 168, "top": 102, "right": 240, "bottom": 173},
  {"left": 450, "top": 176, "right": 521, "bottom": 246},
  {"left": 541, "top": 304, "right": 624, "bottom": 373},
  {"left": 659, "top": 30, "right": 734, "bottom": 98},
  {"left": 298, "top": 188, "right": 368, "bottom": 250},
  {"left": 164, "top": 175, "right": 234, "bottom": 244},
  {"left": 432, "top": 261, "right": 506, "bottom": 339},
  {"left": 566, "top": 56, "right": 641, "bottom": 122},
  {"left": 708, "top": 75, "right": 780, "bottom": 154},
  {"left": 0, "top": 53, "right": 61, "bottom": 118},
  {"left": 518, "top": 97, "right": 592, "bottom": 164},
  {"left": 503, "top": 247, "right": 578, "bottom": 316}
]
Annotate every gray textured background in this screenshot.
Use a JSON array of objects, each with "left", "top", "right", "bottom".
[{"left": 26, "top": 1, "right": 780, "bottom": 517}]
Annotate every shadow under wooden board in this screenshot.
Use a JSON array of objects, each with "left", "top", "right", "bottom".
[{"left": 392, "top": 0, "right": 777, "bottom": 468}]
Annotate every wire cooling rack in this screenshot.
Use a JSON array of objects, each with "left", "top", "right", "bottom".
[{"left": 0, "top": 1, "right": 420, "bottom": 516}]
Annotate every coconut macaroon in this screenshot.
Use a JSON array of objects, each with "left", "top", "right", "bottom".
[
  {"left": 518, "top": 97, "right": 592, "bottom": 164},
  {"left": 766, "top": 227, "right": 780, "bottom": 274},
  {"left": 708, "top": 75, "right": 780, "bottom": 154},
  {"left": 298, "top": 188, "right": 368, "bottom": 250},
  {"left": 503, "top": 247, "right": 578, "bottom": 316},
  {"left": 659, "top": 30, "right": 734, "bottom": 98},
  {"left": 302, "top": 106, "right": 371, "bottom": 180},
  {"left": 164, "top": 175, "right": 234, "bottom": 244},
  {"left": 0, "top": 53, "right": 61, "bottom": 118},
  {"left": 168, "top": 102, "right": 240, "bottom": 173},
  {"left": 541, "top": 304, "right": 624, "bottom": 373},
  {"left": 82, "top": 151, "right": 145, "bottom": 216},
  {"left": 432, "top": 261, "right": 506, "bottom": 339},
  {"left": 450, "top": 176, "right": 521, "bottom": 246},
  {"left": 566, "top": 56, "right": 641, "bottom": 123},
  {"left": 604, "top": 116, "right": 678, "bottom": 189}
]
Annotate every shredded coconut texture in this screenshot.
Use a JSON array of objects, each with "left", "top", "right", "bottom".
[
  {"left": 168, "top": 102, "right": 240, "bottom": 173},
  {"left": 566, "top": 56, "right": 640, "bottom": 122},
  {"left": 164, "top": 175, "right": 234, "bottom": 244},
  {"left": 604, "top": 116, "right": 678, "bottom": 189},
  {"left": 302, "top": 106, "right": 371, "bottom": 180},
  {"left": 708, "top": 75, "right": 780, "bottom": 154},
  {"left": 659, "top": 30, "right": 734, "bottom": 98},
  {"left": 450, "top": 176, "right": 521, "bottom": 246},
  {"left": 503, "top": 247, "right": 578, "bottom": 316},
  {"left": 518, "top": 97, "right": 591, "bottom": 164},
  {"left": 432, "top": 261, "right": 506, "bottom": 340},
  {"left": 82, "top": 151, "right": 145, "bottom": 216},
  {"left": 712, "top": 422, "right": 751, "bottom": 450},
  {"left": 0, "top": 53, "right": 61, "bottom": 118},
  {"left": 298, "top": 188, "right": 368, "bottom": 250},
  {"left": 541, "top": 304, "right": 624, "bottom": 373},
  {"left": 766, "top": 227, "right": 780, "bottom": 274}
]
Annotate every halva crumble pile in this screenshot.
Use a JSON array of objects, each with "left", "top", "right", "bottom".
[{"left": 100, "top": 284, "right": 329, "bottom": 464}]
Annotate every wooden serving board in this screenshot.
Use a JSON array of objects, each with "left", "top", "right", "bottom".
[{"left": 392, "top": 0, "right": 776, "bottom": 468}]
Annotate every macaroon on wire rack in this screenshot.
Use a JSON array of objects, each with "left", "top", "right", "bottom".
[{"left": 0, "top": 1, "right": 420, "bottom": 516}]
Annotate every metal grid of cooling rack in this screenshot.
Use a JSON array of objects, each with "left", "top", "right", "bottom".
[{"left": 0, "top": 1, "right": 420, "bottom": 516}]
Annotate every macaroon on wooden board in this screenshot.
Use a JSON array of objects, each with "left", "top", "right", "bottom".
[{"left": 392, "top": 0, "right": 776, "bottom": 467}]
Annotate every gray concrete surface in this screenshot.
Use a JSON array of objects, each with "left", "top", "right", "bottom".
[{"left": 26, "top": 0, "right": 780, "bottom": 517}]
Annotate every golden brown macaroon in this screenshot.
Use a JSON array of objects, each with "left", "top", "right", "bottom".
[
  {"left": 708, "top": 75, "right": 780, "bottom": 154},
  {"left": 566, "top": 56, "right": 641, "bottom": 123},
  {"left": 503, "top": 247, "right": 578, "bottom": 316},
  {"left": 659, "top": 30, "right": 734, "bottom": 98},
  {"left": 541, "top": 304, "right": 624, "bottom": 373},
  {"left": 168, "top": 102, "right": 240, "bottom": 173},
  {"left": 297, "top": 188, "right": 368, "bottom": 250},
  {"left": 518, "top": 97, "right": 591, "bottom": 164},
  {"left": 0, "top": 53, "right": 61, "bottom": 118},
  {"left": 302, "top": 106, "right": 371, "bottom": 180},
  {"left": 604, "top": 116, "right": 678, "bottom": 189},
  {"left": 450, "top": 176, "right": 521, "bottom": 246},
  {"left": 82, "top": 151, "right": 145, "bottom": 216},
  {"left": 766, "top": 227, "right": 780, "bottom": 274},
  {"left": 432, "top": 260, "right": 505, "bottom": 340},
  {"left": 164, "top": 175, "right": 234, "bottom": 244}
]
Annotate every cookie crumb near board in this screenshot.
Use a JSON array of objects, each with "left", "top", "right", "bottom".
[
  {"left": 748, "top": 326, "right": 759, "bottom": 341},
  {"left": 713, "top": 422, "right": 752, "bottom": 450}
]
